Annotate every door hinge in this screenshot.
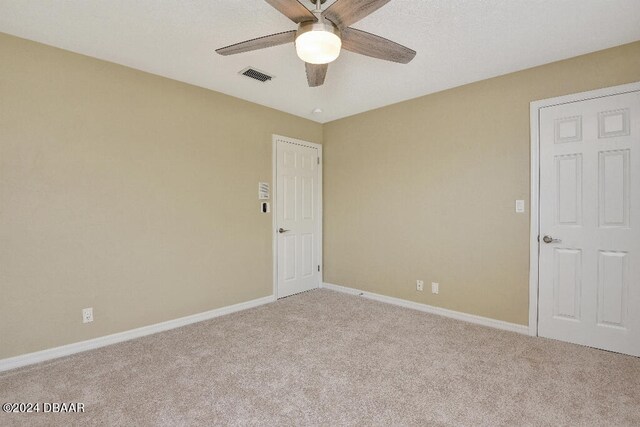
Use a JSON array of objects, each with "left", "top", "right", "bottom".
[
  {"left": 318, "top": 265, "right": 320, "bottom": 272},
  {"left": 317, "top": 157, "right": 320, "bottom": 165}
]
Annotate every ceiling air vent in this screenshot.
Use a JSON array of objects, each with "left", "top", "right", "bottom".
[{"left": 239, "top": 67, "right": 273, "bottom": 83}]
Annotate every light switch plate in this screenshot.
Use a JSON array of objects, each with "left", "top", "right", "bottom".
[{"left": 515, "top": 200, "right": 525, "bottom": 213}]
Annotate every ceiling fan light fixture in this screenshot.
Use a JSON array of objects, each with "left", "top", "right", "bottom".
[
  {"left": 295, "top": 21, "right": 341, "bottom": 65},
  {"left": 216, "top": 0, "right": 416, "bottom": 87}
]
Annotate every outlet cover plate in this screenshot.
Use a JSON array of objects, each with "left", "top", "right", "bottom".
[{"left": 82, "top": 307, "right": 93, "bottom": 323}]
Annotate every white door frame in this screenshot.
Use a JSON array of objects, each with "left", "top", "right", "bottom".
[
  {"left": 271, "top": 134, "right": 323, "bottom": 299},
  {"left": 528, "top": 81, "right": 640, "bottom": 337}
]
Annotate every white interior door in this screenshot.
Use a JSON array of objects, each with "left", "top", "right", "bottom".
[
  {"left": 538, "top": 90, "right": 640, "bottom": 356},
  {"left": 275, "top": 136, "right": 321, "bottom": 298}
]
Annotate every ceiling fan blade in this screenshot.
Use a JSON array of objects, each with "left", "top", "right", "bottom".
[
  {"left": 216, "top": 31, "right": 296, "bottom": 56},
  {"left": 306, "top": 62, "right": 328, "bottom": 87},
  {"left": 341, "top": 27, "right": 416, "bottom": 64},
  {"left": 322, "top": 0, "right": 390, "bottom": 28},
  {"left": 264, "top": 0, "right": 318, "bottom": 23}
]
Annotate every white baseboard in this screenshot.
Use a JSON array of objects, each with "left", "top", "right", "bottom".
[
  {"left": 0, "top": 295, "right": 275, "bottom": 373},
  {"left": 1, "top": 285, "right": 529, "bottom": 373},
  {"left": 321, "top": 282, "right": 529, "bottom": 335}
]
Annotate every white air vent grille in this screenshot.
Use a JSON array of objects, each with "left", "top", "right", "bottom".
[{"left": 239, "top": 67, "right": 273, "bottom": 83}]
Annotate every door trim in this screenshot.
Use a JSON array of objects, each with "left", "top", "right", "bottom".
[
  {"left": 271, "top": 134, "right": 323, "bottom": 299},
  {"left": 528, "top": 81, "right": 640, "bottom": 337}
]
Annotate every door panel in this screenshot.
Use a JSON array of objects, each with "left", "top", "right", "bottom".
[
  {"left": 599, "top": 149, "right": 630, "bottom": 227},
  {"left": 539, "top": 90, "right": 640, "bottom": 356},
  {"left": 597, "top": 250, "right": 627, "bottom": 328},
  {"left": 553, "top": 248, "right": 582, "bottom": 320},
  {"left": 556, "top": 154, "right": 582, "bottom": 225},
  {"left": 276, "top": 138, "right": 320, "bottom": 298},
  {"left": 301, "top": 233, "right": 313, "bottom": 277}
]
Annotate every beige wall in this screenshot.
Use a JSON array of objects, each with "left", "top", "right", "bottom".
[
  {"left": 322, "top": 41, "right": 640, "bottom": 325},
  {"left": 0, "top": 33, "right": 322, "bottom": 359},
  {"left": 2, "top": 32, "right": 639, "bottom": 361}
]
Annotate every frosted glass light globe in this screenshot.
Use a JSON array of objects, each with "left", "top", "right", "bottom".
[{"left": 295, "top": 21, "right": 341, "bottom": 65}]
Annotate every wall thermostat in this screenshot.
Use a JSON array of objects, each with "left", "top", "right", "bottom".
[{"left": 259, "top": 182, "right": 270, "bottom": 200}]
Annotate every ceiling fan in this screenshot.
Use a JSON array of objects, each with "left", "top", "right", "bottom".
[{"left": 215, "top": 0, "right": 416, "bottom": 87}]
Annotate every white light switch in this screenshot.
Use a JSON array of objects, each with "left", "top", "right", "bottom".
[{"left": 515, "top": 200, "right": 525, "bottom": 213}]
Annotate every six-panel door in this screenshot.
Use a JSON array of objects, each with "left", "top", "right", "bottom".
[
  {"left": 539, "top": 91, "right": 640, "bottom": 356},
  {"left": 276, "top": 138, "right": 320, "bottom": 298}
]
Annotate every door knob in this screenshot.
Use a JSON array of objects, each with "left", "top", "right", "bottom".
[
  {"left": 542, "top": 235, "right": 561, "bottom": 244},
  {"left": 278, "top": 228, "right": 290, "bottom": 233}
]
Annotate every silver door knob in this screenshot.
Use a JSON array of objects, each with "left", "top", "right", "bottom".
[
  {"left": 278, "top": 228, "right": 290, "bottom": 233},
  {"left": 542, "top": 235, "right": 561, "bottom": 244}
]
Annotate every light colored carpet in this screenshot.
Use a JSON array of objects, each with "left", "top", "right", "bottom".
[{"left": 1, "top": 289, "right": 639, "bottom": 426}]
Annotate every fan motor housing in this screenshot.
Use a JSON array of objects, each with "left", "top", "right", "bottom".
[{"left": 295, "top": 20, "right": 341, "bottom": 42}]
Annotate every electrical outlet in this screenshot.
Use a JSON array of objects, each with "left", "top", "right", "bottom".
[
  {"left": 416, "top": 280, "right": 424, "bottom": 291},
  {"left": 431, "top": 282, "right": 439, "bottom": 294},
  {"left": 82, "top": 307, "right": 93, "bottom": 323}
]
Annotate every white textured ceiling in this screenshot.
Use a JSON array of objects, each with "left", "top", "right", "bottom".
[{"left": 1, "top": 0, "right": 639, "bottom": 123}]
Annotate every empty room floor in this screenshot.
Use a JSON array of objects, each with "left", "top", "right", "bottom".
[{"left": 1, "top": 289, "right": 639, "bottom": 426}]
